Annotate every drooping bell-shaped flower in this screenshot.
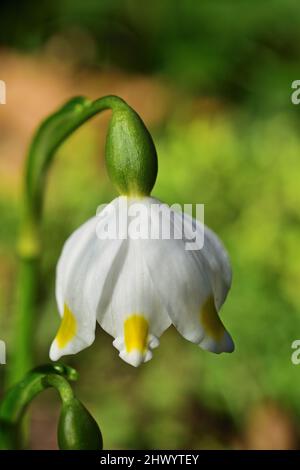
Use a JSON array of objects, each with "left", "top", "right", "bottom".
[{"left": 49, "top": 96, "right": 234, "bottom": 367}]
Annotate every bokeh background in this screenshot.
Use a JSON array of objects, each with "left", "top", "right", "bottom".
[{"left": 1, "top": 0, "right": 300, "bottom": 449}]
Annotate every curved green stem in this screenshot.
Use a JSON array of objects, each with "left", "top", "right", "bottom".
[
  {"left": 25, "top": 95, "right": 126, "bottom": 218},
  {"left": 42, "top": 374, "right": 74, "bottom": 403},
  {"left": 0, "top": 364, "right": 77, "bottom": 449}
]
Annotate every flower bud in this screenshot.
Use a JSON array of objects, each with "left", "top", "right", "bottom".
[{"left": 58, "top": 398, "right": 103, "bottom": 450}]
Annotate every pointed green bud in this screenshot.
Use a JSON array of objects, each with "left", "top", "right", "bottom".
[
  {"left": 58, "top": 398, "right": 103, "bottom": 450},
  {"left": 105, "top": 99, "right": 158, "bottom": 196}
]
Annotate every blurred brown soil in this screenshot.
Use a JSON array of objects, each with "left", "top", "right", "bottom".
[{"left": 237, "top": 401, "right": 299, "bottom": 450}]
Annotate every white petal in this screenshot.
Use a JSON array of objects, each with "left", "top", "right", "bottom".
[
  {"left": 141, "top": 200, "right": 234, "bottom": 353},
  {"left": 180, "top": 213, "right": 233, "bottom": 352},
  {"left": 97, "top": 199, "right": 171, "bottom": 367},
  {"left": 183, "top": 212, "right": 232, "bottom": 309},
  {"left": 50, "top": 198, "right": 125, "bottom": 361}
]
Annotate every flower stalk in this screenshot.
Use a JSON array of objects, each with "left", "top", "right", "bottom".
[{"left": 0, "top": 365, "right": 76, "bottom": 449}]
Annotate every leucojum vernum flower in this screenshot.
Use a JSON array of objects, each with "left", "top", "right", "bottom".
[{"left": 49, "top": 96, "right": 234, "bottom": 367}]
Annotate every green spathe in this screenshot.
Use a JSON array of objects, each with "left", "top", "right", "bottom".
[{"left": 105, "top": 100, "right": 158, "bottom": 196}]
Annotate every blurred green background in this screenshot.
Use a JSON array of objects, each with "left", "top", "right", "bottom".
[{"left": 1, "top": 0, "right": 300, "bottom": 449}]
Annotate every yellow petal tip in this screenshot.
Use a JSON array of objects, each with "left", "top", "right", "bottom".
[
  {"left": 200, "top": 296, "right": 224, "bottom": 341},
  {"left": 55, "top": 303, "right": 77, "bottom": 349},
  {"left": 124, "top": 314, "right": 149, "bottom": 353}
]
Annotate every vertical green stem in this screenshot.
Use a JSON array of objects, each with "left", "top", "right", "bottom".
[
  {"left": 7, "top": 206, "right": 41, "bottom": 387},
  {"left": 8, "top": 258, "right": 39, "bottom": 386}
]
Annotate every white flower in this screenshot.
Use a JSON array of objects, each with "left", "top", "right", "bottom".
[{"left": 50, "top": 196, "right": 234, "bottom": 367}]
